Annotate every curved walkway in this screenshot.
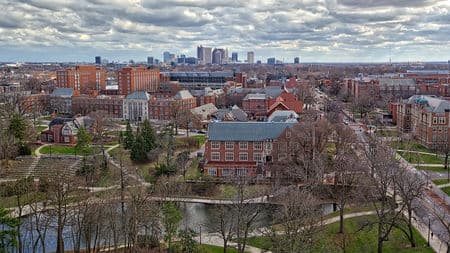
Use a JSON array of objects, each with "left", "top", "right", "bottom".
[
  {"left": 34, "top": 143, "right": 49, "bottom": 157},
  {"left": 196, "top": 210, "right": 377, "bottom": 253}
]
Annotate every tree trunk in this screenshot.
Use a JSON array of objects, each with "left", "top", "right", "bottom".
[
  {"left": 339, "top": 206, "right": 345, "bottom": 234},
  {"left": 408, "top": 209, "right": 416, "bottom": 247},
  {"left": 377, "top": 222, "right": 383, "bottom": 253},
  {"left": 223, "top": 240, "right": 227, "bottom": 253}
]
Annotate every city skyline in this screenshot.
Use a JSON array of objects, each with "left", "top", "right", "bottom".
[{"left": 1, "top": 0, "right": 450, "bottom": 62}]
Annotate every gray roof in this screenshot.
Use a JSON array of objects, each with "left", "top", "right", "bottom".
[
  {"left": 243, "top": 93, "right": 266, "bottom": 100},
  {"left": 208, "top": 122, "right": 295, "bottom": 141},
  {"left": 267, "top": 110, "right": 299, "bottom": 122},
  {"left": 126, "top": 91, "right": 150, "bottom": 100},
  {"left": 174, "top": 90, "right": 194, "bottom": 100},
  {"left": 406, "top": 95, "right": 450, "bottom": 113},
  {"left": 51, "top": 88, "right": 74, "bottom": 97},
  {"left": 378, "top": 78, "right": 415, "bottom": 86},
  {"left": 191, "top": 103, "right": 218, "bottom": 119}
]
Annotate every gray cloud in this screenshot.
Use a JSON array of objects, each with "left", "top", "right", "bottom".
[{"left": 0, "top": 0, "right": 449, "bottom": 62}]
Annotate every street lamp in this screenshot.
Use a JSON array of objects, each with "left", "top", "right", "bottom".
[{"left": 427, "top": 216, "right": 431, "bottom": 247}]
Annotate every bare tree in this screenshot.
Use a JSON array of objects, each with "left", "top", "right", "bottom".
[
  {"left": 393, "top": 166, "right": 426, "bottom": 248},
  {"left": 363, "top": 138, "right": 405, "bottom": 253},
  {"left": 265, "top": 187, "right": 323, "bottom": 253},
  {"left": 209, "top": 205, "right": 236, "bottom": 253}
]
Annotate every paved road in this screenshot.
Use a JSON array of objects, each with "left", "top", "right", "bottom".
[{"left": 341, "top": 109, "right": 449, "bottom": 252}]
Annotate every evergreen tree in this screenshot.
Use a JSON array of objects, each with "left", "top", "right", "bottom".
[
  {"left": 124, "top": 121, "right": 134, "bottom": 150},
  {"left": 130, "top": 130, "right": 147, "bottom": 162},
  {"left": 9, "top": 113, "right": 26, "bottom": 141},
  {"left": 141, "top": 120, "right": 156, "bottom": 152},
  {"left": 76, "top": 126, "right": 92, "bottom": 155}
]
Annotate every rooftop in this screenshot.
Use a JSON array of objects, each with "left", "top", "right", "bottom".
[
  {"left": 207, "top": 122, "right": 295, "bottom": 141},
  {"left": 126, "top": 91, "right": 150, "bottom": 100}
]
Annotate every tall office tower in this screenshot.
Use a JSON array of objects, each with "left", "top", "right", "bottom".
[
  {"left": 212, "top": 48, "right": 226, "bottom": 64},
  {"left": 204, "top": 47, "right": 212, "bottom": 64},
  {"left": 118, "top": 66, "right": 160, "bottom": 96},
  {"left": 232, "top": 52, "right": 238, "bottom": 62},
  {"left": 163, "top": 51, "right": 171, "bottom": 63},
  {"left": 247, "top": 51, "right": 254, "bottom": 64},
  {"left": 197, "top": 45, "right": 212, "bottom": 64},
  {"left": 56, "top": 65, "right": 106, "bottom": 94},
  {"left": 294, "top": 57, "right": 300, "bottom": 64},
  {"left": 147, "top": 56, "right": 154, "bottom": 65},
  {"left": 267, "top": 57, "right": 276, "bottom": 65},
  {"left": 95, "top": 56, "right": 101, "bottom": 65}
]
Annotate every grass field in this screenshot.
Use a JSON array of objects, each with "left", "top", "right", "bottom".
[
  {"left": 441, "top": 187, "right": 450, "bottom": 196},
  {"left": 432, "top": 179, "right": 450, "bottom": 185},
  {"left": 39, "top": 145, "right": 93, "bottom": 155},
  {"left": 398, "top": 151, "right": 444, "bottom": 164},
  {"left": 391, "top": 141, "right": 434, "bottom": 153},
  {"left": 376, "top": 130, "right": 399, "bottom": 137},
  {"left": 246, "top": 215, "right": 433, "bottom": 253},
  {"left": 416, "top": 166, "right": 447, "bottom": 173}
]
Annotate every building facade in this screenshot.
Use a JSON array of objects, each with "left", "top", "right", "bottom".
[
  {"left": 123, "top": 91, "right": 151, "bottom": 122},
  {"left": 56, "top": 65, "right": 106, "bottom": 94},
  {"left": 117, "top": 66, "right": 160, "bottom": 96},
  {"left": 72, "top": 95, "right": 124, "bottom": 118},
  {"left": 203, "top": 122, "right": 295, "bottom": 178},
  {"left": 392, "top": 95, "right": 450, "bottom": 148}
]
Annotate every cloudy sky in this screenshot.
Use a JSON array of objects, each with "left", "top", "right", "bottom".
[{"left": 1, "top": 0, "right": 449, "bottom": 63}]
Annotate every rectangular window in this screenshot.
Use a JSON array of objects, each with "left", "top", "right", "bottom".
[
  {"left": 208, "top": 168, "right": 217, "bottom": 176},
  {"left": 237, "top": 168, "right": 246, "bottom": 177},
  {"left": 254, "top": 141, "right": 262, "bottom": 150},
  {"left": 239, "top": 152, "right": 248, "bottom": 161},
  {"left": 433, "top": 117, "right": 438, "bottom": 124},
  {"left": 439, "top": 117, "right": 446, "bottom": 124},
  {"left": 211, "top": 141, "right": 220, "bottom": 149},
  {"left": 225, "top": 141, "right": 234, "bottom": 150},
  {"left": 253, "top": 153, "right": 262, "bottom": 162},
  {"left": 239, "top": 142, "right": 248, "bottom": 150},
  {"left": 278, "top": 153, "right": 287, "bottom": 161},
  {"left": 286, "top": 131, "right": 291, "bottom": 138},
  {"left": 266, "top": 142, "right": 272, "bottom": 150},
  {"left": 211, "top": 152, "right": 220, "bottom": 161},
  {"left": 222, "top": 168, "right": 232, "bottom": 177},
  {"left": 225, "top": 152, "right": 234, "bottom": 161}
]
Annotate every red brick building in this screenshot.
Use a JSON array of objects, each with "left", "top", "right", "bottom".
[
  {"left": 118, "top": 66, "right": 160, "bottom": 96},
  {"left": 56, "top": 65, "right": 106, "bottom": 95},
  {"left": 148, "top": 90, "right": 197, "bottom": 121},
  {"left": 267, "top": 91, "right": 303, "bottom": 115},
  {"left": 72, "top": 95, "right": 124, "bottom": 118},
  {"left": 242, "top": 93, "right": 268, "bottom": 120},
  {"left": 392, "top": 95, "right": 450, "bottom": 148},
  {"left": 203, "top": 122, "right": 295, "bottom": 178},
  {"left": 41, "top": 116, "right": 94, "bottom": 144}
]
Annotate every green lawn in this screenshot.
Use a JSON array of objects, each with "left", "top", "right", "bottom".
[
  {"left": 398, "top": 151, "right": 445, "bottom": 164},
  {"left": 416, "top": 166, "right": 447, "bottom": 173},
  {"left": 196, "top": 244, "right": 241, "bottom": 253},
  {"left": 441, "top": 187, "right": 450, "bottom": 196},
  {"left": 247, "top": 215, "right": 433, "bottom": 253},
  {"left": 36, "top": 125, "right": 48, "bottom": 133},
  {"left": 193, "top": 135, "right": 206, "bottom": 146},
  {"left": 391, "top": 141, "right": 434, "bottom": 153},
  {"left": 0, "top": 192, "right": 46, "bottom": 209},
  {"left": 39, "top": 145, "right": 92, "bottom": 155},
  {"left": 432, "top": 179, "right": 450, "bottom": 185},
  {"left": 186, "top": 158, "right": 201, "bottom": 180}
]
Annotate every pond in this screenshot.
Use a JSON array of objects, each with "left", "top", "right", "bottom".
[{"left": 10, "top": 202, "right": 335, "bottom": 253}]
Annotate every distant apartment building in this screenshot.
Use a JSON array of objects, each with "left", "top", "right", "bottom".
[
  {"left": 56, "top": 65, "right": 106, "bottom": 95},
  {"left": 117, "top": 66, "right": 160, "bottom": 96},
  {"left": 247, "top": 51, "right": 254, "bottom": 64},
  {"left": 123, "top": 91, "right": 151, "bottom": 122},
  {"left": 392, "top": 95, "right": 450, "bottom": 148},
  {"left": 294, "top": 57, "right": 300, "bottom": 64},
  {"left": 231, "top": 52, "right": 238, "bottom": 62},
  {"left": 404, "top": 70, "right": 450, "bottom": 97},
  {"left": 95, "top": 56, "right": 101, "bottom": 65},
  {"left": 267, "top": 58, "right": 276, "bottom": 65},
  {"left": 203, "top": 122, "right": 295, "bottom": 177}
]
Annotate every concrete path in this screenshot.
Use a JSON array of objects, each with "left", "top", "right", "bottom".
[
  {"left": 397, "top": 149, "right": 442, "bottom": 157},
  {"left": 34, "top": 143, "right": 49, "bottom": 157},
  {"left": 437, "top": 183, "right": 450, "bottom": 188}
]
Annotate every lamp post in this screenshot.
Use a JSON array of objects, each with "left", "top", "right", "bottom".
[{"left": 427, "top": 216, "right": 431, "bottom": 247}]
